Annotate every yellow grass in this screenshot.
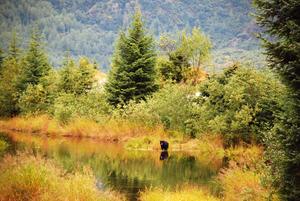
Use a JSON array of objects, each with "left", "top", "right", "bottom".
[
  {"left": 0, "top": 153, "right": 126, "bottom": 201},
  {"left": 139, "top": 186, "right": 220, "bottom": 201},
  {"left": 225, "top": 144, "right": 263, "bottom": 168},
  {"left": 218, "top": 165, "right": 279, "bottom": 201},
  {"left": 0, "top": 115, "right": 165, "bottom": 141}
]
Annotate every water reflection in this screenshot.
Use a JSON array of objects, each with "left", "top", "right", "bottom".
[
  {"left": 0, "top": 132, "right": 224, "bottom": 201},
  {"left": 160, "top": 151, "right": 168, "bottom": 160}
]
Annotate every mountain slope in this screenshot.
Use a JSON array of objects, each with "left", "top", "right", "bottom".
[{"left": 0, "top": 0, "right": 263, "bottom": 71}]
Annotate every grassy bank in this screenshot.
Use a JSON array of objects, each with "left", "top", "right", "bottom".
[
  {"left": 0, "top": 115, "right": 165, "bottom": 142},
  {"left": 0, "top": 152, "right": 126, "bottom": 201}
]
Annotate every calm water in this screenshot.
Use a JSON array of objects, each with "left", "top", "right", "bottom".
[{"left": 0, "top": 132, "right": 223, "bottom": 201}]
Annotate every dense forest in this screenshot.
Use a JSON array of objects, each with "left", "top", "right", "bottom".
[{"left": 0, "top": 0, "right": 263, "bottom": 70}]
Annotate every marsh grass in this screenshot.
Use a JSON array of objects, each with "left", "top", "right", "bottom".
[
  {"left": 139, "top": 186, "right": 220, "bottom": 201},
  {"left": 225, "top": 144, "right": 263, "bottom": 168},
  {"left": 218, "top": 165, "right": 278, "bottom": 201},
  {"left": 0, "top": 115, "right": 164, "bottom": 141},
  {"left": 0, "top": 153, "right": 126, "bottom": 201}
]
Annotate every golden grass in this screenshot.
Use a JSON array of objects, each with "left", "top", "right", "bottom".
[
  {"left": 0, "top": 115, "right": 165, "bottom": 141},
  {"left": 225, "top": 144, "right": 263, "bottom": 168},
  {"left": 139, "top": 186, "right": 220, "bottom": 201},
  {"left": 0, "top": 153, "right": 126, "bottom": 201},
  {"left": 218, "top": 165, "right": 279, "bottom": 201}
]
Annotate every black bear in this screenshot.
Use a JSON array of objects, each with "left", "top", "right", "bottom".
[{"left": 160, "top": 140, "right": 169, "bottom": 151}]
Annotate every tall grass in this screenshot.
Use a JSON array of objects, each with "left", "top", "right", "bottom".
[
  {"left": 0, "top": 153, "right": 126, "bottom": 201},
  {"left": 218, "top": 165, "right": 278, "bottom": 201},
  {"left": 0, "top": 115, "right": 165, "bottom": 141},
  {"left": 139, "top": 186, "right": 220, "bottom": 201},
  {"left": 225, "top": 145, "right": 263, "bottom": 168}
]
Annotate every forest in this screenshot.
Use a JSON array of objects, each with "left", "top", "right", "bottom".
[
  {"left": 0, "top": 0, "right": 264, "bottom": 70},
  {"left": 0, "top": 1, "right": 299, "bottom": 201}
]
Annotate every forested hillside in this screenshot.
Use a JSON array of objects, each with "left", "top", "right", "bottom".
[{"left": 0, "top": 0, "right": 262, "bottom": 70}]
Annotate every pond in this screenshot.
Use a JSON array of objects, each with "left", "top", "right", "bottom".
[{"left": 0, "top": 131, "right": 224, "bottom": 201}]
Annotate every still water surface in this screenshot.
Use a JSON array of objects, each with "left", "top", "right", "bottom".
[{"left": 0, "top": 132, "right": 223, "bottom": 201}]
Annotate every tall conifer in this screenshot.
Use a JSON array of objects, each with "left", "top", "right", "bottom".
[
  {"left": 18, "top": 29, "right": 51, "bottom": 92},
  {"left": 105, "top": 10, "right": 158, "bottom": 106},
  {"left": 254, "top": 1, "right": 300, "bottom": 200}
]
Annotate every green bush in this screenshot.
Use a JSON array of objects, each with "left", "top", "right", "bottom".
[
  {"left": 121, "top": 84, "right": 198, "bottom": 137},
  {"left": 53, "top": 91, "right": 111, "bottom": 124},
  {"left": 195, "top": 64, "right": 285, "bottom": 144}
]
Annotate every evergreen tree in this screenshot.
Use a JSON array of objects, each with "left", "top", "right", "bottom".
[
  {"left": 17, "top": 29, "right": 51, "bottom": 92},
  {"left": 58, "top": 56, "right": 96, "bottom": 95},
  {"left": 8, "top": 32, "right": 20, "bottom": 60},
  {"left": 76, "top": 57, "right": 97, "bottom": 95},
  {"left": 105, "top": 10, "right": 158, "bottom": 106},
  {"left": 0, "top": 33, "right": 22, "bottom": 116},
  {"left": 254, "top": 1, "right": 300, "bottom": 200},
  {"left": 58, "top": 55, "right": 78, "bottom": 94}
]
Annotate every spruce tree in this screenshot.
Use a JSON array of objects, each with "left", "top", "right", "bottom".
[
  {"left": 254, "top": 1, "right": 300, "bottom": 200},
  {"left": 105, "top": 10, "right": 158, "bottom": 106},
  {"left": 0, "top": 33, "right": 22, "bottom": 116},
  {"left": 17, "top": 29, "right": 51, "bottom": 92}
]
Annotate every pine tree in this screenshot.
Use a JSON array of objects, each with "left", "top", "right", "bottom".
[
  {"left": 77, "top": 57, "right": 96, "bottom": 94},
  {"left": 58, "top": 55, "right": 78, "bottom": 94},
  {"left": 0, "top": 33, "right": 22, "bottom": 116},
  {"left": 105, "top": 10, "right": 158, "bottom": 106},
  {"left": 254, "top": 1, "right": 300, "bottom": 200},
  {"left": 58, "top": 56, "right": 96, "bottom": 95},
  {"left": 8, "top": 32, "right": 20, "bottom": 60},
  {"left": 17, "top": 29, "right": 51, "bottom": 92}
]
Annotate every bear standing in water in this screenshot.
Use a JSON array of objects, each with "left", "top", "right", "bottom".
[{"left": 160, "top": 140, "right": 169, "bottom": 151}]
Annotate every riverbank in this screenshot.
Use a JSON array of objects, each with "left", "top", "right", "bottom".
[
  {"left": 0, "top": 115, "right": 224, "bottom": 152},
  {"left": 0, "top": 115, "right": 165, "bottom": 142},
  {"left": 0, "top": 116, "right": 279, "bottom": 201}
]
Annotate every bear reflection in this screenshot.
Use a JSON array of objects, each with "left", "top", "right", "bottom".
[{"left": 160, "top": 151, "right": 169, "bottom": 160}]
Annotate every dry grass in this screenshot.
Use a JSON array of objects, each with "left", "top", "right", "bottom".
[
  {"left": 139, "top": 186, "right": 220, "bottom": 201},
  {"left": 218, "top": 165, "right": 279, "bottom": 201},
  {"left": 0, "top": 115, "right": 165, "bottom": 141},
  {"left": 0, "top": 153, "right": 126, "bottom": 201},
  {"left": 225, "top": 144, "right": 263, "bottom": 169}
]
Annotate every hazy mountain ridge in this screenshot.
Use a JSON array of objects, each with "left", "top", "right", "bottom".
[{"left": 0, "top": 0, "right": 263, "bottom": 71}]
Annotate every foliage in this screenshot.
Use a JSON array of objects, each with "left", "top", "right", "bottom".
[
  {"left": 53, "top": 92, "right": 110, "bottom": 124},
  {"left": 157, "top": 28, "right": 211, "bottom": 83},
  {"left": 0, "top": 153, "right": 125, "bottom": 201},
  {"left": 58, "top": 56, "right": 97, "bottom": 95},
  {"left": 122, "top": 84, "right": 197, "bottom": 136},
  {"left": 18, "top": 70, "right": 58, "bottom": 115},
  {"left": 105, "top": 10, "right": 158, "bottom": 106},
  {"left": 254, "top": 1, "right": 300, "bottom": 200},
  {"left": 194, "top": 64, "right": 285, "bottom": 144}
]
